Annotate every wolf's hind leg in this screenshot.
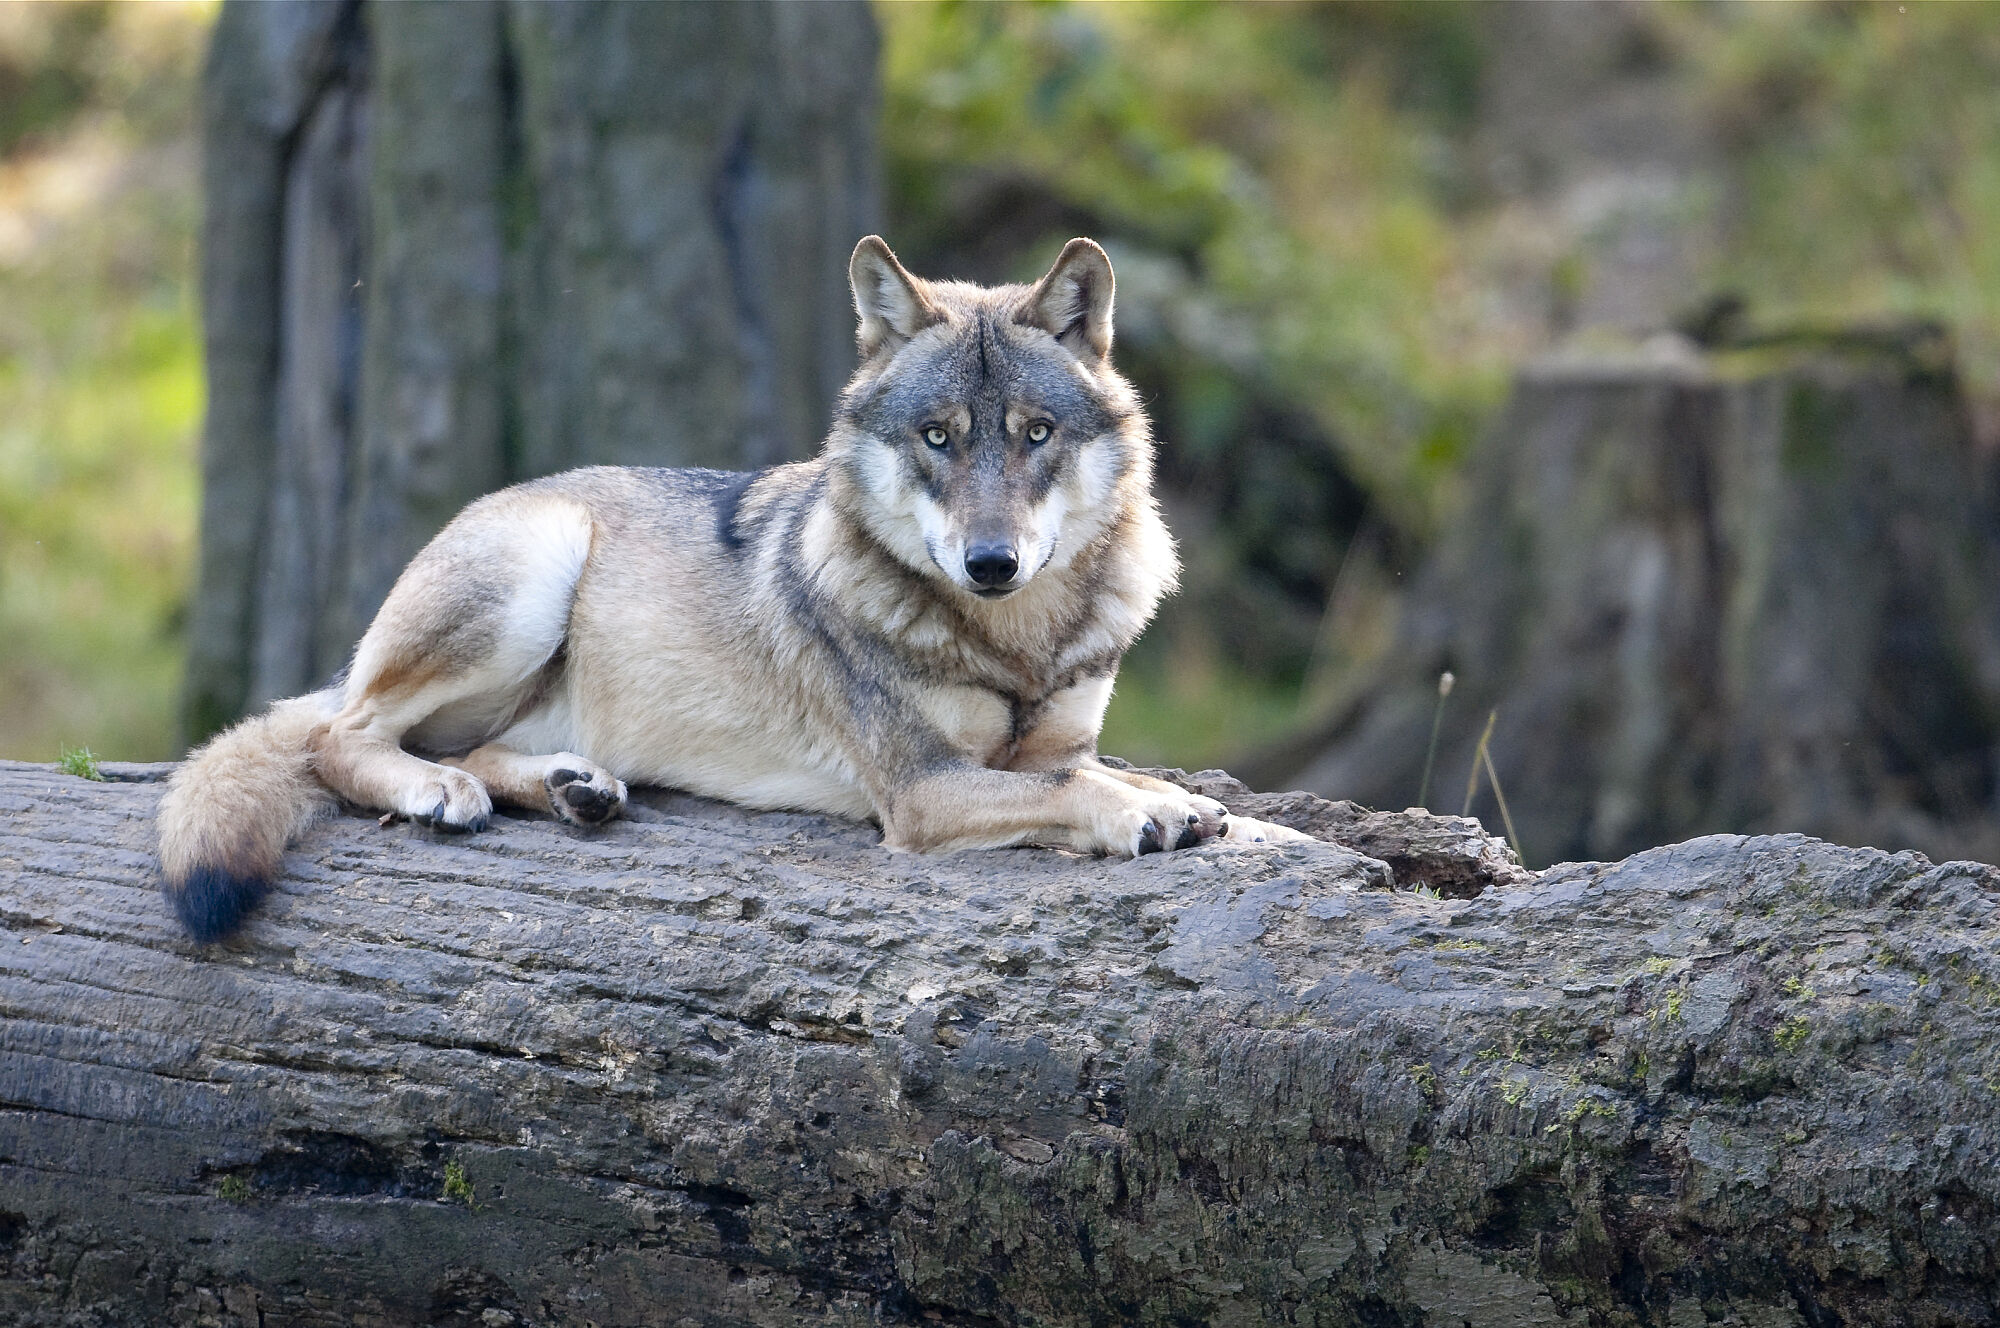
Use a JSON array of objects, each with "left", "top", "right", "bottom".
[
  {"left": 312, "top": 686, "right": 495, "bottom": 832},
  {"left": 312, "top": 492, "right": 595, "bottom": 832},
  {"left": 449, "top": 744, "right": 628, "bottom": 827}
]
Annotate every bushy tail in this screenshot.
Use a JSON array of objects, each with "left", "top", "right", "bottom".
[{"left": 158, "top": 692, "right": 337, "bottom": 941}]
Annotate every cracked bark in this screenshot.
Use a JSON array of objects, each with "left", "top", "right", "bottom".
[
  {"left": 3, "top": 760, "right": 1997, "bottom": 1327},
  {"left": 183, "top": 0, "right": 880, "bottom": 740}
]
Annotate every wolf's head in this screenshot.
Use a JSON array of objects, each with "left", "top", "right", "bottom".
[{"left": 832, "top": 236, "right": 1156, "bottom": 601}]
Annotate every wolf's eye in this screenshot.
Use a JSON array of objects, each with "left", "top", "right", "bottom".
[
  {"left": 1026, "top": 422, "right": 1052, "bottom": 444},
  {"left": 923, "top": 425, "right": 949, "bottom": 449}
]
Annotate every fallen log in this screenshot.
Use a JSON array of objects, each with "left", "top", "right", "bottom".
[{"left": 1, "top": 759, "right": 1996, "bottom": 1326}]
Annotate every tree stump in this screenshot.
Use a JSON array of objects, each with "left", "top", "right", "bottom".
[
  {"left": 3, "top": 760, "right": 1997, "bottom": 1325},
  {"left": 1266, "top": 341, "right": 2000, "bottom": 869}
]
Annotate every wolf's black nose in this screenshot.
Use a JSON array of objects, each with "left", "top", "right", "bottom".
[{"left": 964, "top": 544, "right": 1020, "bottom": 587}]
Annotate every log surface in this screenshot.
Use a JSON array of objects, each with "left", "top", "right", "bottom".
[{"left": 1, "top": 760, "right": 1996, "bottom": 1327}]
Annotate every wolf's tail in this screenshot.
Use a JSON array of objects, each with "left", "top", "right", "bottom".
[{"left": 157, "top": 692, "right": 338, "bottom": 941}]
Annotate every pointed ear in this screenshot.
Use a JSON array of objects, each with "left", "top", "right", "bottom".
[
  {"left": 850, "top": 236, "right": 942, "bottom": 359},
  {"left": 1018, "top": 237, "right": 1115, "bottom": 360}
]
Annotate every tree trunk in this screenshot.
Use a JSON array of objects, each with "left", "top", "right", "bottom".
[
  {"left": 182, "top": 0, "right": 880, "bottom": 743},
  {"left": 4, "top": 759, "right": 1997, "bottom": 1326},
  {"left": 1263, "top": 340, "right": 2000, "bottom": 869}
]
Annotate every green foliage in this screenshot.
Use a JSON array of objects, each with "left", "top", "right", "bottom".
[
  {"left": 441, "top": 1158, "right": 475, "bottom": 1206},
  {"left": 0, "top": 3, "right": 207, "bottom": 762},
  {"left": 1774, "top": 1017, "right": 1813, "bottom": 1054},
  {"left": 57, "top": 744, "right": 102, "bottom": 780},
  {"left": 214, "top": 1172, "right": 251, "bottom": 1203},
  {"left": 1699, "top": 4, "right": 2000, "bottom": 412}
]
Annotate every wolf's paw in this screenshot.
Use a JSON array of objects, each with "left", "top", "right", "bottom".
[
  {"left": 545, "top": 759, "right": 628, "bottom": 828},
  {"left": 404, "top": 767, "right": 493, "bottom": 833},
  {"left": 1089, "top": 782, "right": 1228, "bottom": 857},
  {"left": 1217, "top": 814, "right": 1316, "bottom": 846}
]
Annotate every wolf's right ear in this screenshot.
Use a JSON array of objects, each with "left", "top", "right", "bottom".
[{"left": 850, "top": 236, "right": 942, "bottom": 359}]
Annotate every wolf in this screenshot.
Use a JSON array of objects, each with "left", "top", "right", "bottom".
[{"left": 158, "top": 236, "right": 1310, "bottom": 940}]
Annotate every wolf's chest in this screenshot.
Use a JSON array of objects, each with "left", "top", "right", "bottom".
[{"left": 909, "top": 682, "right": 1016, "bottom": 765}]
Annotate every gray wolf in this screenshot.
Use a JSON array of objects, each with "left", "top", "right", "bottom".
[{"left": 158, "top": 237, "right": 1309, "bottom": 940}]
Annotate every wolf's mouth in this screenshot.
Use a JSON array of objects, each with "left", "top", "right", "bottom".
[{"left": 974, "top": 586, "right": 1018, "bottom": 600}]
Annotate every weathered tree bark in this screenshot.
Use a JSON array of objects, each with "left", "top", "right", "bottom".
[
  {"left": 183, "top": 0, "right": 880, "bottom": 742},
  {"left": 4, "top": 759, "right": 1997, "bottom": 1326},
  {"left": 1263, "top": 341, "right": 2000, "bottom": 870}
]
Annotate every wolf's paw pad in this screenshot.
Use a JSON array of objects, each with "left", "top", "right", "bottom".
[{"left": 546, "top": 766, "right": 627, "bottom": 827}]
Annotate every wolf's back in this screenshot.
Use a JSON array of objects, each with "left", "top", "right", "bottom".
[{"left": 157, "top": 692, "right": 337, "bottom": 941}]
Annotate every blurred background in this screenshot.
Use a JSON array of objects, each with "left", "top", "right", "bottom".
[{"left": 2, "top": 0, "right": 1996, "bottom": 867}]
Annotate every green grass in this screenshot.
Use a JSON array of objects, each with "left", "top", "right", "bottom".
[{"left": 57, "top": 744, "right": 102, "bottom": 780}]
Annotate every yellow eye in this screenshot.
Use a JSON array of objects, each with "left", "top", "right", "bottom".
[
  {"left": 923, "top": 425, "right": 948, "bottom": 448},
  {"left": 1027, "top": 422, "right": 1051, "bottom": 444}
]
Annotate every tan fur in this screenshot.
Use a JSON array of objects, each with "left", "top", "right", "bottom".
[
  {"left": 157, "top": 693, "right": 336, "bottom": 890},
  {"left": 157, "top": 237, "right": 1307, "bottom": 939}
]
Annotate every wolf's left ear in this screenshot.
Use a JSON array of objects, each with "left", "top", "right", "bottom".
[
  {"left": 851, "top": 236, "right": 943, "bottom": 359},
  {"left": 1019, "top": 238, "right": 1114, "bottom": 361}
]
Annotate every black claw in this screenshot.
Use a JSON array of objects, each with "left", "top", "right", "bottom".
[
  {"left": 467, "top": 815, "right": 489, "bottom": 833},
  {"left": 1173, "top": 822, "right": 1203, "bottom": 851},
  {"left": 1137, "top": 819, "right": 1164, "bottom": 856}
]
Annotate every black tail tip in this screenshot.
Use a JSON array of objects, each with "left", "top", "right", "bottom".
[{"left": 165, "top": 866, "right": 272, "bottom": 942}]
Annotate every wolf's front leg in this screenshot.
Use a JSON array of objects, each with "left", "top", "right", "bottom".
[
  {"left": 448, "top": 744, "right": 629, "bottom": 827},
  {"left": 880, "top": 762, "right": 1227, "bottom": 857}
]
